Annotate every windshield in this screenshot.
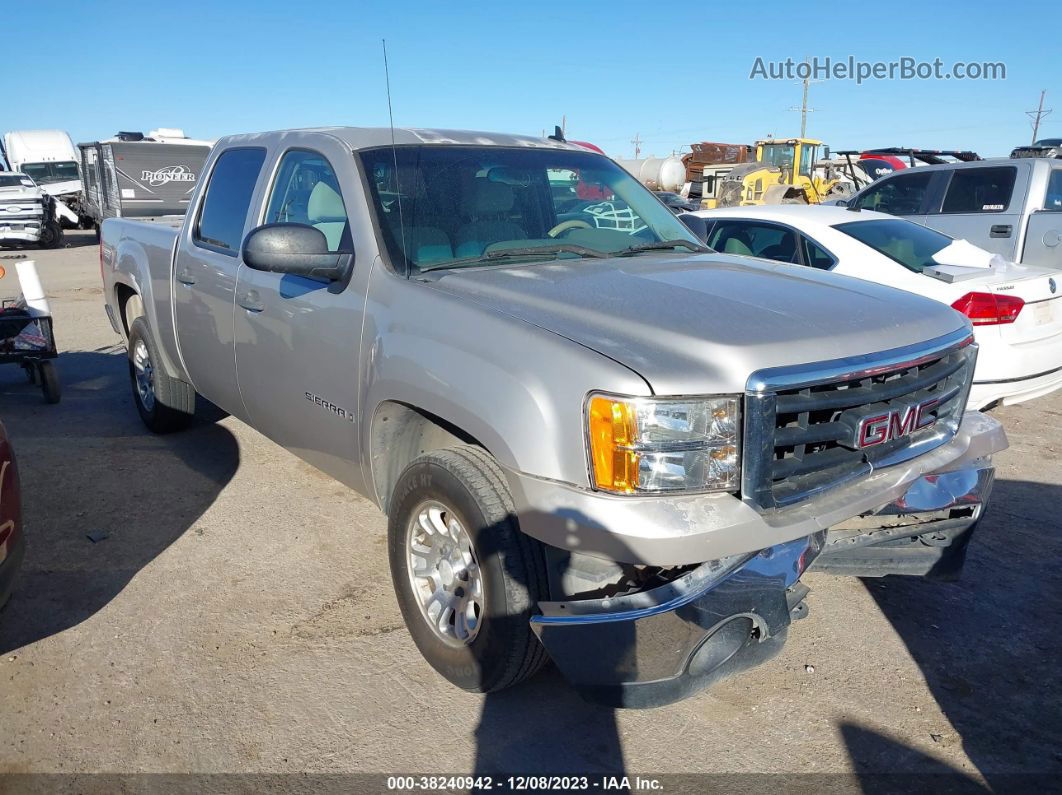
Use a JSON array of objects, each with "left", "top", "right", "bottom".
[
  {"left": 834, "top": 218, "right": 953, "bottom": 273},
  {"left": 20, "top": 161, "right": 80, "bottom": 185},
  {"left": 759, "top": 144, "right": 796, "bottom": 170},
  {"left": 359, "top": 145, "right": 701, "bottom": 273},
  {"left": 0, "top": 174, "right": 35, "bottom": 188}
]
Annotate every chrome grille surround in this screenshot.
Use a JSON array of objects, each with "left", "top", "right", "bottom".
[{"left": 743, "top": 327, "right": 977, "bottom": 510}]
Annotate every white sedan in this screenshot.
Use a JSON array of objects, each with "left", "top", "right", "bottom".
[{"left": 695, "top": 205, "right": 1062, "bottom": 409}]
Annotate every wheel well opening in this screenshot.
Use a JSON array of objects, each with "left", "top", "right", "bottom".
[
  {"left": 370, "top": 402, "right": 485, "bottom": 512},
  {"left": 114, "top": 284, "right": 143, "bottom": 337}
]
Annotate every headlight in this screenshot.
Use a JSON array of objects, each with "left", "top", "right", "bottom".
[{"left": 586, "top": 393, "right": 741, "bottom": 495}]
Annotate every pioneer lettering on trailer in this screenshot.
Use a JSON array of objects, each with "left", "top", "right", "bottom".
[
  {"left": 140, "top": 165, "right": 197, "bottom": 187},
  {"left": 305, "top": 391, "right": 355, "bottom": 422}
]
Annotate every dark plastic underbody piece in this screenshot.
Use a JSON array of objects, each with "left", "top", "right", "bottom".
[{"left": 530, "top": 532, "right": 824, "bottom": 708}]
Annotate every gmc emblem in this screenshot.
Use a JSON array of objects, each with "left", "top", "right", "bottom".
[{"left": 840, "top": 397, "right": 940, "bottom": 450}]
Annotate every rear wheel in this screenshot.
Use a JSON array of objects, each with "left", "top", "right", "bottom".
[
  {"left": 388, "top": 445, "right": 549, "bottom": 693},
  {"left": 128, "top": 317, "right": 195, "bottom": 433}
]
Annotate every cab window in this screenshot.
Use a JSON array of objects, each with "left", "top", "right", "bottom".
[
  {"left": 264, "top": 150, "right": 351, "bottom": 252},
  {"left": 194, "top": 148, "right": 266, "bottom": 255},
  {"left": 1044, "top": 170, "right": 1062, "bottom": 211},
  {"left": 855, "top": 171, "right": 933, "bottom": 214},
  {"left": 708, "top": 220, "right": 798, "bottom": 263},
  {"left": 941, "top": 166, "right": 1016, "bottom": 213}
]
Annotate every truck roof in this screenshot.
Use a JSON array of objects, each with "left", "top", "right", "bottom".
[
  {"left": 2, "top": 129, "right": 78, "bottom": 162},
  {"left": 213, "top": 127, "right": 583, "bottom": 153}
]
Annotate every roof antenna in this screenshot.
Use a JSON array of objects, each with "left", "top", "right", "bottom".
[
  {"left": 382, "top": 38, "right": 408, "bottom": 270},
  {"left": 548, "top": 125, "right": 565, "bottom": 142}
]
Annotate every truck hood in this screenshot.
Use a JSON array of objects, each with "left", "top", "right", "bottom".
[
  {"left": 430, "top": 254, "right": 968, "bottom": 394},
  {"left": 0, "top": 185, "right": 43, "bottom": 201},
  {"left": 38, "top": 179, "right": 81, "bottom": 197}
]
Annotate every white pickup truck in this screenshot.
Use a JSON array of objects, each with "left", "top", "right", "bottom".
[
  {"left": 101, "top": 127, "right": 1007, "bottom": 707},
  {"left": 0, "top": 172, "right": 61, "bottom": 248}
]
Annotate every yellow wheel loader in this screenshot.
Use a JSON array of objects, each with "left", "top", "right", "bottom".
[{"left": 716, "top": 138, "right": 848, "bottom": 207}]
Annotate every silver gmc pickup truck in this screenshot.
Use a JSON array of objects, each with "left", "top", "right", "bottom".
[{"left": 100, "top": 127, "right": 1007, "bottom": 707}]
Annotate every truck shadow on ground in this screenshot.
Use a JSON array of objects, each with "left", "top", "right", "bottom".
[
  {"left": 467, "top": 520, "right": 629, "bottom": 779},
  {"left": 0, "top": 349, "right": 237, "bottom": 654},
  {"left": 844, "top": 477, "right": 1062, "bottom": 790}
]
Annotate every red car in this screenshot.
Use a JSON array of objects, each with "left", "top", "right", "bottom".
[{"left": 0, "top": 420, "right": 23, "bottom": 611}]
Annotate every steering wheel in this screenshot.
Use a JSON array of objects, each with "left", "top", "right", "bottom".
[{"left": 547, "top": 219, "right": 593, "bottom": 238}]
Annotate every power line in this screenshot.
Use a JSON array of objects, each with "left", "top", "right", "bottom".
[{"left": 631, "top": 132, "right": 642, "bottom": 159}]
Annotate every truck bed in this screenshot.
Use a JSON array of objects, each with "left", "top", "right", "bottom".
[{"left": 100, "top": 216, "right": 184, "bottom": 381}]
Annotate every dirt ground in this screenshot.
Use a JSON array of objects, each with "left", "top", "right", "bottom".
[{"left": 0, "top": 230, "right": 1059, "bottom": 788}]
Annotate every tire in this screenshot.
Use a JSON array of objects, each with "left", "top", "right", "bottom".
[
  {"left": 388, "top": 444, "right": 549, "bottom": 693},
  {"left": 38, "top": 360, "right": 60, "bottom": 404},
  {"left": 127, "top": 316, "right": 195, "bottom": 433},
  {"left": 39, "top": 220, "right": 63, "bottom": 249}
]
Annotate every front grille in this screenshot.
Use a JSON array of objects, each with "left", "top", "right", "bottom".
[{"left": 743, "top": 332, "right": 976, "bottom": 510}]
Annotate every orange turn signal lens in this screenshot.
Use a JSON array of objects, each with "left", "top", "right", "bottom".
[{"left": 587, "top": 396, "right": 640, "bottom": 493}]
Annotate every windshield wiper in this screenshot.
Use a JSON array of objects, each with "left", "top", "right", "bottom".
[
  {"left": 417, "top": 243, "right": 609, "bottom": 274},
  {"left": 616, "top": 239, "right": 710, "bottom": 256}
]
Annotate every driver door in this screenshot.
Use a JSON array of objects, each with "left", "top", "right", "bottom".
[{"left": 233, "top": 145, "right": 363, "bottom": 486}]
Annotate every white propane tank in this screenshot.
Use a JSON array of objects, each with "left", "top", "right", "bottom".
[{"left": 616, "top": 156, "right": 686, "bottom": 192}]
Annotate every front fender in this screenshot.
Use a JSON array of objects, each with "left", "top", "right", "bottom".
[{"left": 358, "top": 268, "right": 650, "bottom": 491}]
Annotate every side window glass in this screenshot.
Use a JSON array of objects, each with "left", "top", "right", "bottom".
[
  {"left": 801, "top": 237, "right": 835, "bottom": 269},
  {"left": 195, "top": 148, "right": 266, "bottom": 255},
  {"left": 941, "top": 167, "right": 1017, "bottom": 213},
  {"left": 264, "top": 150, "right": 351, "bottom": 252},
  {"left": 708, "top": 221, "right": 756, "bottom": 256},
  {"left": 1044, "top": 170, "right": 1062, "bottom": 211},
  {"left": 708, "top": 221, "right": 797, "bottom": 262},
  {"left": 744, "top": 224, "right": 798, "bottom": 262},
  {"left": 856, "top": 171, "right": 933, "bottom": 214}
]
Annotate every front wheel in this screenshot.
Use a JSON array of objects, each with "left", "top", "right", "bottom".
[
  {"left": 388, "top": 445, "right": 550, "bottom": 693},
  {"left": 39, "top": 220, "right": 63, "bottom": 249},
  {"left": 127, "top": 317, "right": 195, "bottom": 433}
]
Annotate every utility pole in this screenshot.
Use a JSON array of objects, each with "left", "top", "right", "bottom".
[
  {"left": 789, "top": 60, "right": 820, "bottom": 137},
  {"left": 631, "top": 132, "right": 642, "bottom": 159},
  {"left": 1027, "top": 90, "right": 1052, "bottom": 144}
]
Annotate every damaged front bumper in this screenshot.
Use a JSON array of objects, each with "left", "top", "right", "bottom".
[
  {"left": 531, "top": 532, "right": 823, "bottom": 708},
  {"left": 810, "top": 462, "right": 994, "bottom": 579},
  {"left": 523, "top": 415, "right": 1004, "bottom": 706}
]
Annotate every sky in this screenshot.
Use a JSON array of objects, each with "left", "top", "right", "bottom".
[{"left": 5, "top": 0, "right": 1058, "bottom": 160}]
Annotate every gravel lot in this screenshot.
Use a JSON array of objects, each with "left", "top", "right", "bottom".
[{"left": 1, "top": 230, "right": 1059, "bottom": 787}]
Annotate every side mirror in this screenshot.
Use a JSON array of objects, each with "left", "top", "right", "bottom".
[
  {"left": 242, "top": 223, "right": 352, "bottom": 281},
  {"left": 823, "top": 146, "right": 831, "bottom": 161},
  {"left": 677, "top": 212, "right": 708, "bottom": 242}
]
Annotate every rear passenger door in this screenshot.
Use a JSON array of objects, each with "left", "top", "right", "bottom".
[
  {"left": 923, "top": 165, "right": 1023, "bottom": 259},
  {"left": 173, "top": 146, "right": 267, "bottom": 416},
  {"left": 1020, "top": 168, "right": 1062, "bottom": 268},
  {"left": 233, "top": 143, "right": 364, "bottom": 486}
]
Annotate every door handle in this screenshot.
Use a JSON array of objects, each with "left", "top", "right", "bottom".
[
  {"left": 176, "top": 266, "right": 196, "bottom": 285},
  {"left": 990, "top": 224, "right": 1013, "bottom": 238},
  {"left": 238, "top": 289, "right": 264, "bottom": 313}
]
